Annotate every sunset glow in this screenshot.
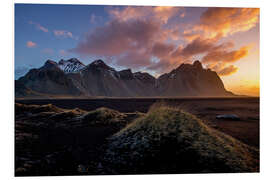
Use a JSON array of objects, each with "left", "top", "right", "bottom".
[{"left": 15, "top": 5, "right": 260, "bottom": 96}]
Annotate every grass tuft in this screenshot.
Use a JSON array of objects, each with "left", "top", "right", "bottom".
[
  {"left": 15, "top": 103, "right": 63, "bottom": 114},
  {"left": 104, "top": 104, "right": 259, "bottom": 174},
  {"left": 78, "top": 107, "right": 127, "bottom": 125}
]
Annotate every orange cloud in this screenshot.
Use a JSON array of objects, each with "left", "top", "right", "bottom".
[
  {"left": 201, "top": 45, "right": 250, "bottom": 76},
  {"left": 202, "top": 46, "right": 250, "bottom": 64},
  {"left": 181, "top": 36, "right": 219, "bottom": 57},
  {"left": 182, "top": 31, "right": 200, "bottom": 42},
  {"left": 196, "top": 8, "right": 259, "bottom": 38},
  {"left": 26, "top": 41, "right": 36, "bottom": 48},
  {"left": 178, "top": 7, "right": 258, "bottom": 76},
  {"left": 72, "top": 7, "right": 257, "bottom": 76},
  {"left": 108, "top": 6, "right": 183, "bottom": 24},
  {"left": 108, "top": 6, "right": 149, "bottom": 22},
  {"left": 153, "top": 6, "right": 180, "bottom": 23},
  {"left": 217, "top": 65, "right": 238, "bottom": 76}
]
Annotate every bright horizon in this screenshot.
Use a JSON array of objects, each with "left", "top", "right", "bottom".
[{"left": 15, "top": 4, "right": 260, "bottom": 96}]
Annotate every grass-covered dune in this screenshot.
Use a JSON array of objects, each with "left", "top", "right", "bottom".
[
  {"left": 15, "top": 103, "right": 259, "bottom": 175},
  {"left": 15, "top": 103, "right": 140, "bottom": 176},
  {"left": 15, "top": 103, "right": 63, "bottom": 114},
  {"left": 78, "top": 107, "right": 127, "bottom": 126},
  {"left": 103, "top": 105, "right": 259, "bottom": 174}
]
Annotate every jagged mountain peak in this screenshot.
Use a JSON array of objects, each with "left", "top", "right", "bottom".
[
  {"left": 59, "top": 58, "right": 81, "bottom": 64},
  {"left": 91, "top": 59, "right": 106, "bottom": 65},
  {"left": 134, "top": 71, "right": 156, "bottom": 84},
  {"left": 45, "top": 59, "right": 57, "bottom": 65},
  {"left": 90, "top": 59, "right": 108, "bottom": 68},
  {"left": 16, "top": 58, "right": 234, "bottom": 97},
  {"left": 134, "top": 71, "right": 155, "bottom": 79},
  {"left": 42, "top": 60, "right": 59, "bottom": 70},
  {"left": 134, "top": 71, "right": 146, "bottom": 76},
  {"left": 87, "top": 59, "right": 115, "bottom": 71},
  {"left": 193, "top": 60, "right": 203, "bottom": 70},
  {"left": 119, "top": 69, "right": 134, "bottom": 79},
  {"left": 58, "top": 58, "right": 85, "bottom": 73},
  {"left": 175, "top": 61, "right": 204, "bottom": 72},
  {"left": 120, "top": 68, "right": 132, "bottom": 73}
]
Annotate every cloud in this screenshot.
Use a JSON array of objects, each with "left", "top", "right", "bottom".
[
  {"left": 151, "top": 42, "right": 175, "bottom": 58},
  {"left": 178, "top": 8, "right": 258, "bottom": 76},
  {"left": 70, "top": 17, "right": 183, "bottom": 73},
  {"left": 29, "top": 21, "right": 49, "bottom": 32},
  {"left": 71, "top": 7, "right": 257, "bottom": 76},
  {"left": 217, "top": 65, "right": 238, "bottom": 76},
  {"left": 108, "top": 6, "right": 150, "bottom": 22},
  {"left": 171, "top": 35, "right": 230, "bottom": 59},
  {"left": 147, "top": 43, "right": 189, "bottom": 73},
  {"left": 53, "top": 30, "right": 75, "bottom": 39},
  {"left": 152, "top": 6, "right": 181, "bottom": 24},
  {"left": 117, "top": 51, "right": 152, "bottom": 68},
  {"left": 70, "top": 19, "right": 161, "bottom": 56},
  {"left": 71, "top": 6, "right": 185, "bottom": 72},
  {"left": 182, "top": 31, "right": 200, "bottom": 42},
  {"left": 202, "top": 46, "right": 250, "bottom": 64},
  {"left": 26, "top": 41, "right": 36, "bottom": 48},
  {"left": 181, "top": 37, "right": 218, "bottom": 57},
  {"left": 108, "top": 6, "right": 182, "bottom": 24},
  {"left": 148, "top": 36, "right": 249, "bottom": 75},
  {"left": 201, "top": 44, "right": 249, "bottom": 76},
  {"left": 194, "top": 8, "right": 259, "bottom": 39}
]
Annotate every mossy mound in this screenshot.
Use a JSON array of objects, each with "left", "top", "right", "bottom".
[
  {"left": 104, "top": 106, "right": 259, "bottom": 174},
  {"left": 49, "top": 108, "right": 85, "bottom": 121},
  {"left": 15, "top": 103, "right": 63, "bottom": 114},
  {"left": 78, "top": 107, "right": 127, "bottom": 125}
]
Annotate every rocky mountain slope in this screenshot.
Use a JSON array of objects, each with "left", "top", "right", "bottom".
[
  {"left": 15, "top": 58, "right": 233, "bottom": 98},
  {"left": 58, "top": 58, "right": 86, "bottom": 73},
  {"left": 156, "top": 61, "right": 232, "bottom": 96}
]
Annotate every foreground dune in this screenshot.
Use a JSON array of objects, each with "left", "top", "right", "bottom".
[
  {"left": 15, "top": 103, "right": 259, "bottom": 176},
  {"left": 103, "top": 105, "right": 259, "bottom": 174}
]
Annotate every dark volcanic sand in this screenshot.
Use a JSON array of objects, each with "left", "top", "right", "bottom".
[{"left": 16, "top": 97, "right": 259, "bottom": 148}]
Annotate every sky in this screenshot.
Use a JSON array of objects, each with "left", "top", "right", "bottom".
[{"left": 15, "top": 4, "right": 260, "bottom": 96}]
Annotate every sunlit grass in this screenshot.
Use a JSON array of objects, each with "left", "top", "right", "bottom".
[{"left": 104, "top": 103, "right": 259, "bottom": 173}]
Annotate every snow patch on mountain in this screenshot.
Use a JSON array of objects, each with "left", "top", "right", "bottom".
[{"left": 58, "top": 58, "right": 85, "bottom": 73}]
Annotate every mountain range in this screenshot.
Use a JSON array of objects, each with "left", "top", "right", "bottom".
[{"left": 15, "top": 58, "right": 234, "bottom": 98}]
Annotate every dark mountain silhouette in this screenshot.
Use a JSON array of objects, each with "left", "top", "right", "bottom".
[
  {"left": 16, "top": 60, "right": 82, "bottom": 97},
  {"left": 156, "top": 60, "right": 232, "bottom": 96},
  {"left": 15, "top": 58, "right": 234, "bottom": 98}
]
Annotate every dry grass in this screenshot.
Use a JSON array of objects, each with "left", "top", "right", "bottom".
[
  {"left": 78, "top": 107, "right": 127, "bottom": 125},
  {"left": 49, "top": 108, "right": 86, "bottom": 121},
  {"left": 15, "top": 103, "right": 63, "bottom": 114},
  {"left": 104, "top": 104, "right": 259, "bottom": 174}
]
